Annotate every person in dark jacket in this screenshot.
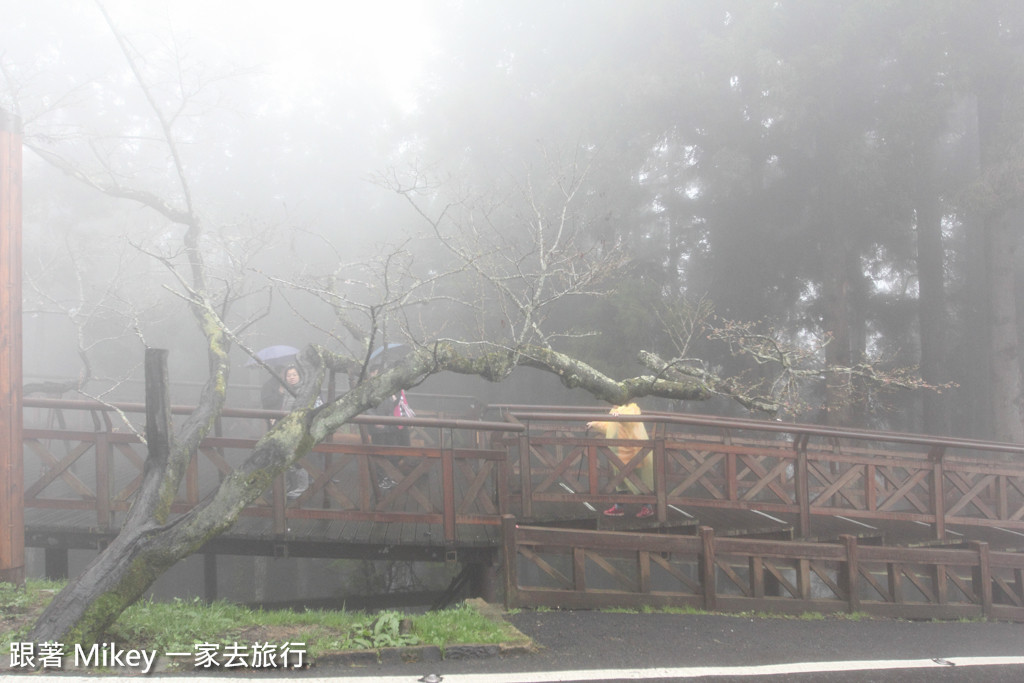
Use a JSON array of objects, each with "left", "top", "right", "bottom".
[
  {"left": 262, "top": 365, "right": 312, "bottom": 498},
  {"left": 371, "top": 389, "right": 413, "bottom": 447}
]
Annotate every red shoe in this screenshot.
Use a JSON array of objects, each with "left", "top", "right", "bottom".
[
  {"left": 636, "top": 504, "right": 654, "bottom": 519},
  {"left": 603, "top": 504, "right": 625, "bottom": 517}
]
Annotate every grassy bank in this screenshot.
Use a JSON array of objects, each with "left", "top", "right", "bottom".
[{"left": 1, "top": 579, "right": 527, "bottom": 664}]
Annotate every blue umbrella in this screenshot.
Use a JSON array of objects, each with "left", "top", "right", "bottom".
[
  {"left": 247, "top": 345, "right": 300, "bottom": 367},
  {"left": 369, "top": 342, "right": 406, "bottom": 363}
]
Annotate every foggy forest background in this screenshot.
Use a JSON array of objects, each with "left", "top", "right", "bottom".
[{"left": 4, "top": 0, "right": 1024, "bottom": 443}]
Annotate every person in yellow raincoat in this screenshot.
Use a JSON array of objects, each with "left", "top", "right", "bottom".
[{"left": 587, "top": 403, "right": 654, "bottom": 518}]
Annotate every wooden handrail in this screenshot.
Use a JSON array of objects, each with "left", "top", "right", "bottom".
[
  {"left": 503, "top": 409, "right": 1024, "bottom": 458},
  {"left": 23, "top": 397, "right": 524, "bottom": 433}
]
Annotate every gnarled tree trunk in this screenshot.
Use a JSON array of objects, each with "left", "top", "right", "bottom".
[{"left": 27, "top": 342, "right": 714, "bottom": 646}]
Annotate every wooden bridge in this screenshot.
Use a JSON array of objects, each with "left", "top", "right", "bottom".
[{"left": 16, "top": 397, "right": 1024, "bottom": 621}]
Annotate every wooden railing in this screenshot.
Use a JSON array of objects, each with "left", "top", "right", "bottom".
[
  {"left": 491, "top": 407, "right": 1024, "bottom": 539},
  {"left": 22, "top": 398, "right": 523, "bottom": 545},
  {"left": 503, "top": 517, "right": 1024, "bottom": 622},
  {"left": 21, "top": 398, "right": 1024, "bottom": 554}
]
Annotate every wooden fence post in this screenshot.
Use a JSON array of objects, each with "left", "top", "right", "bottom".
[
  {"left": 794, "top": 434, "right": 811, "bottom": 538},
  {"left": 700, "top": 526, "right": 717, "bottom": 611},
  {"left": 655, "top": 437, "right": 667, "bottom": 522},
  {"left": 502, "top": 514, "right": 519, "bottom": 609},
  {"left": 749, "top": 556, "right": 765, "bottom": 598},
  {"left": 442, "top": 447, "right": 456, "bottom": 543},
  {"left": 574, "top": 547, "right": 588, "bottom": 593},
  {"left": 95, "top": 431, "right": 112, "bottom": 528},
  {"left": 929, "top": 446, "right": 946, "bottom": 542},
  {"left": 840, "top": 534, "right": 861, "bottom": 614},
  {"left": 971, "top": 540, "right": 992, "bottom": 619},
  {"left": 497, "top": 440, "right": 510, "bottom": 516},
  {"left": 519, "top": 432, "right": 532, "bottom": 518}
]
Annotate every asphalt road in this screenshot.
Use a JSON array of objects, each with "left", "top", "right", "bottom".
[
  {"left": 329, "top": 610, "right": 1024, "bottom": 682},
  {"left": 13, "top": 610, "right": 1024, "bottom": 681}
]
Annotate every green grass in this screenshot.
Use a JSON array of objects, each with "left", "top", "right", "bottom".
[
  {"left": 415, "top": 602, "right": 527, "bottom": 649},
  {"left": 1, "top": 582, "right": 526, "bottom": 662},
  {"left": 111, "top": 598, "right": 522, "bottom": 657},
  {"left": 0, "top": 579, "right": 63, "bottom": 642}
]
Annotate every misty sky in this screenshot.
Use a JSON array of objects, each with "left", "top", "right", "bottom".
[
  {"left": 6, "top": 1, "right": 1024, "bottom": 437},
  {"left": 102, "top": 0, "right": 438, "bottom": 110}
]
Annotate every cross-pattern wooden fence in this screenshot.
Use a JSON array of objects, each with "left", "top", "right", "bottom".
[
  {"left": 22, "top": 398, "right": 521, "bottom": 547},
  {"left": 19, "top": 397, "right": 1024, "bottom": 620},
  {"left": 494, "top": 408, "right": 1024, "bottom": 540},
  {"left": 503, "top": 518, "right": 1024, "bottom": 622}
]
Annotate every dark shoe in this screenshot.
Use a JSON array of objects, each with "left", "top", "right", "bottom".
[
  {"left": 378, "top": 476, "right": 397, "bottom": 490},
  {"left": 603, "top": 504, "right": 625, "bottom": 517},
  {"left": 636, "top": 504, "right": 654, "bottom": 519}
]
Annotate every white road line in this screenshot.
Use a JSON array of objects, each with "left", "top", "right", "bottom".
[
  {"left": 373, "top": 656, "right": 1024, "bottom": 682},
  {"left": 24, "top": 656, "right": 1024, "bottom": 682}
]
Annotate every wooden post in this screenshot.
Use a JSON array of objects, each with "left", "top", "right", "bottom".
[
  {"left": 497, "top": 441, "right": 510, "bottom": 516},
  {"left": 749, "top": 556, "right": 765, "bottom": 598},
  {"left": 887, "top": 563, "right": 903, "bottom": 605},
  {"left": 797, "top": 558, "right": 811, "bottom": 600},
  {"left": 840, "top": 534, "right": 860, "bottom": 613},
  {"left": 1014, "top": 567, "right": 1024, "bottom": 609},
  {"left": 95, "top": 431, "right": 112, "bottom": 528},
  {"left": 654, "top": 437, "right": 667, "bottom": 523},
  {"left": 587, "top": 442, "right": 599, "bottom": 502},
  {"left": 933, "top": 562, "right": 948, "bottom": 605},
  {"left": 929, "top": 446, "right": 946, "bottom": 542},
  {"left": 726, "top": 451, "right": 737, "bottom": 503},
  {"left": 971, "top": 540, "right": 992, "bottom": 619},
  {"left": 573, "top": 547, "right": 587, "bottom": 593},
  {"left": 0, "top": 109, "right": 23, "bottom": 585},
  {"left": 699, "top": 526, "right": 716, "bottom": 611},
  {"left": 997, "top": 475, "right": 1008, "bottom": 522},
  {"left": 794, "top": 434, "right": 811, "bottom": 538},
  {"left": 442, "top": 446, "right": 456, "bottom": 544},
  {"left": 519, "top": 432, "right": 532, "bottom": 518},
  {"left": 501, "top": 514, "right": 519, "bottom": 609},
  {"left": 638, "top": 549, "right": 650, "bottom": 594}
]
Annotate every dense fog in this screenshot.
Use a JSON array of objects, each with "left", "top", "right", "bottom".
[{"left": 4, "top": 1, "right": 1024, "bottom": 440}]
